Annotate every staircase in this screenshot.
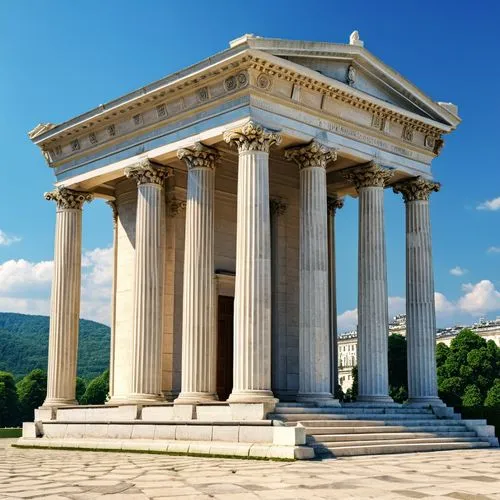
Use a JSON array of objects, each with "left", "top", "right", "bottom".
[{"left": 269, "top": 403, "right": 497, "bottom": 458}]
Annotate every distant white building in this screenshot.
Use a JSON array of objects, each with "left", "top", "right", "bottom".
[{"left": 338, "top": 315, "right": 500, "bottom": 392}]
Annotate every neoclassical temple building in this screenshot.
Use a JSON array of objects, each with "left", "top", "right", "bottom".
[{"left": 21, "top": 33, "right": 497, "bottom": 458}]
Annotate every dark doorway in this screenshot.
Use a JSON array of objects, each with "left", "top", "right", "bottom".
[{"left": 216, "top": 295, "right": 234, "bottom": 401}]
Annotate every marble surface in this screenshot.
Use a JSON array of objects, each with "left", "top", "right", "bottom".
[{"left": 0, "top": 439, "right": 499, "bottom": 499}]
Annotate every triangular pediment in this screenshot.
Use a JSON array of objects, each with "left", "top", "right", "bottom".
[{"left": 235, "top": 35, "right": 460, "bottom": 129}]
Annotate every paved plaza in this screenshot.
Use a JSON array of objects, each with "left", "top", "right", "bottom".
[{"left": 0, "top": 440, "right": 499, "bottom": 499}]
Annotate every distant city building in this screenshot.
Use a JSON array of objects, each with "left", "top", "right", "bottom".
[{"left": 338, "top": 315, "right": 500, "bottom": 392}]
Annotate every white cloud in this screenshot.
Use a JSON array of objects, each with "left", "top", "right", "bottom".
[
  {"left": 457, "top": 280, "right": 500, "bottom": 316},
  {"left": 477, "top": 197, "right": 500, "bottom": 211},
  {"left": 0, "top": 247, "right": 112, "bottom": 325},
  {"left": 337, "top": 281, "right": 500, "bottom": 332},
  {"left": 449, "top": 266, "right": 467, "bottom": 276},
  {"left": 0, "top": 229, "right": 21, "bottom": 246},
  {"left": 487, "top": 246, "right": 500, "bottom": 254}
]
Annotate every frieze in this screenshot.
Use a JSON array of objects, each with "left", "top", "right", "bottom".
[{"left": 37, "top": 54, "right": 445, "bottom": 166}]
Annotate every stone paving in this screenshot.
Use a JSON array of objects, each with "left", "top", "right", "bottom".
[{"left": 0, "top": 439, "right": 499, "bottom": 499}]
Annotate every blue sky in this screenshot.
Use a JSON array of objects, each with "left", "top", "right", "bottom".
[{"left": 0, "top": 0, "right": 499, "bottom": 328}]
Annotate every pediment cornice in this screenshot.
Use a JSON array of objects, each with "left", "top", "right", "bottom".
[{"left": 30, "top": 37, "right": 457, "bottom": 168}]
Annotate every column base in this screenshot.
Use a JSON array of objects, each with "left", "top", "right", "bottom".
[
  {"left": 120, "top": 393, "right": 165, "bottom": 405},
  {"left": 296, "top": 392, "right": 341, "bottom": 407},
  {"left": 406, "top": 396, "right": 445, "bottom": 407},
  {"left": 227, "top": 390, "right": 277, "bottom": 404},
  {"left": 356, "top": 394, "right": 394, "bottom": 404},
  {"left": 42, "top": 398, "right": 77, "bottom": 407},
  {"left": 174, "top": 392, "right": 218, "bottom": 405}
]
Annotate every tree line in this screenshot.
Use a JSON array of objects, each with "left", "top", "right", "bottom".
[
  {"left": 0, "top": 369, "right": 109, "bottom": 427},
  {"left": 341, "top": 329, "right": 500, "bottom": 408}
]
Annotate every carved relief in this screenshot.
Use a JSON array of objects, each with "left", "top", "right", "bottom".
[
  {"left": 44, "top": 187, "right": 93, "bottom": 210},
  {"left": 284, "top": 140, "right": 337, "bottom": 169},
  {"left": 346, "top": 65, "right": 356, "bottom": 86},
  {"left": 224, "top": 71, "right": 248, "bottom": 92},
  {"left": 197, "top": 87, "right": 209, "bottom": 102},
  {"left": 156, "top": 104, "right": 167, "bottom": 118},
  {"left": 393, "top": 176, "right": 440, "bottom": 202},
  {"left": 223, "top": 121, "right": 281, "bottom": 153},
  {"left": 424, "top": 135, "right": 436, "bottom": 149},
  {"left": 107, "top": 124, "right": 116, "bottom": 137},
  {"left": 402, "top": 125, "right": 414, "bottom": 142},
  {"left": 89, "top": 132, "right": 98, "bottom": 145},
  {"left": 54, "top": 145, "right": 62, "bottom": 156},
  {"left": 342, "top": 162, "right": 394, "bottom": 189},
  {"left": 133, "top": 114, "right": 143, "bottom": 126},
  {"left": 371, "top": 113, "right": 386, "bottom": 131},
  {"left": 256, "top": 73, "right": 272, "bottom": 91},
  {"left": 70, "top": 139, "right": 80, "bottom": 151}
]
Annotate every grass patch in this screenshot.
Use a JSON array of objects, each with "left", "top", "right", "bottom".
[
  {"left": 11, "top": 443, "right": 294, "bottom": 461},
  {"left": 0, "top": 428, "right": 22, "bottom": 438}
]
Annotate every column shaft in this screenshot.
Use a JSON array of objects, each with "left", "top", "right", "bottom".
[
  {"left": 394, "top": 177, "right": 442, "bottom": 406},
  {"left": 298, "top": 166, "right": 332, "bottom": 400},
  {"left": 357, "top": 185, "right": 392, "bottom": 401},
  {"left": 176, "top": 144, "right": 218, "bottom": 403},
  {"left": 328, "top": 197, "right": 343, "bottom": 397},
  {"left": 44, "top": 189, "right": 91, "bottom": 407},
  {"left": 130, "top": 183, "right": 165, "bottom": 400},
  {"left": 126, "top": 160, "right": 169, "bottom": 403},
  {"left": 231, "top": 150, "right": 273, "bottom": 401}
]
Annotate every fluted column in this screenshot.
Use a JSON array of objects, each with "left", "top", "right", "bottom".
[
  {"left": 286, "top": 141, "right": 339, "bottom": 404},
  {"left": 224, "top": 121, "right": 280, "bottom": 403},
  {"left": 125, "top": 160, "right": 170, "bottom": 403},
  {"left": 393, "top": 177, "right": 443, "bottom": 406},
  {"left": 175, "top": 143, "right": 219, "bottom": 404},
  {"left": 107, "top": 201, "right": 118, "bottom": 401},
  {"left": 344, "top": 163, "right": 394, "bottom": 403},
  {"left": 328, "top": 196, "right": 344, "bottom": 397},
  {"left": 43, "top": 188, "right": 92, "bottom": 406}
]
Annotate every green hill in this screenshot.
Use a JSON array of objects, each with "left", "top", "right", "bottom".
[{"left": 0, "top": 312, "right": 110, "bottom": 380}]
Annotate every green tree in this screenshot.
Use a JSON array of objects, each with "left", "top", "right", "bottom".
[
  {"left": 350, "top": 365, "right": 358, "bottom": 400},
  {"left": 0, "top": 371, "right": 20, "bottom": 427},
  {"left": 437, "top": 329, "right": 500, "bottom": 406},
  {"left": 80, "top": 370, "right": 109, "bottom": 405},
  {"left": 462, "top": 384, "right": 483, "bottom": 407},
  {"left": 16, "top": 369, "right": 46, "bottom": 422},
  {"left": 485, "top": 380, "right": 500, "bottom": 408},
  {"left": 388, "top": 334, "right": 408, "bottom": 402},
  {"left": 76, "top": 377, "right": 87, "bottom": 403}
]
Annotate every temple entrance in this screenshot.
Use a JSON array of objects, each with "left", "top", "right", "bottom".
[{"left": 216, "top": 295, "right": 234, "bottom": 401}]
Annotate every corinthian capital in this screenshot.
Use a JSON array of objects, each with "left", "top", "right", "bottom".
[
  {"left": 284, "top": 140, "right": 337, "bottom": 169},
  {"left": 393, "top": 177, "right": 440, "bottom": 202},
  {"left": 177, "top": 142, "right": 220, "bottom": 170},
  {"left": 327, "top": 196, "right": 344, "bottom": 215},
  {"left": 223, "top": 121, "right": 281, "bottom": 153},
  {"left": 342, "top": 162, "right": 393, "bottom": 190},
  {"left": 44, "top": 188, "right": 93, "bottom": 210},
  {"left": 125, "top": 159, "right": 171, "bottom": 186}
]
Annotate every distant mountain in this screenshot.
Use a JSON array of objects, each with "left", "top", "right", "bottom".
[{"left": 0, "top": 312, "right": 110, "bottom": 380}]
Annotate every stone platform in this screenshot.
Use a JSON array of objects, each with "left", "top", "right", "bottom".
[{"left": 16, "top": 403, "right": 314, "bottom": 460}]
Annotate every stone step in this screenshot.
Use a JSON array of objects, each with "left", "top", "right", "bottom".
[
  {"left": 272, "top": 407, "right": 433, "bottom": 415},
  {"left": 307, "top": 431, "right": 478, "bottom": 442},
  {"left": 316, "top": 440, "right": 491, "bottom": 457},
  {"left": 270, "top": 413, "right": 438, "bottom": 422},
  {"left": 302, "top": 424, "right": 471, "bottom": 434},
  {"left": 310, "top": 437, "right": 486, "bottom": 447}
]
